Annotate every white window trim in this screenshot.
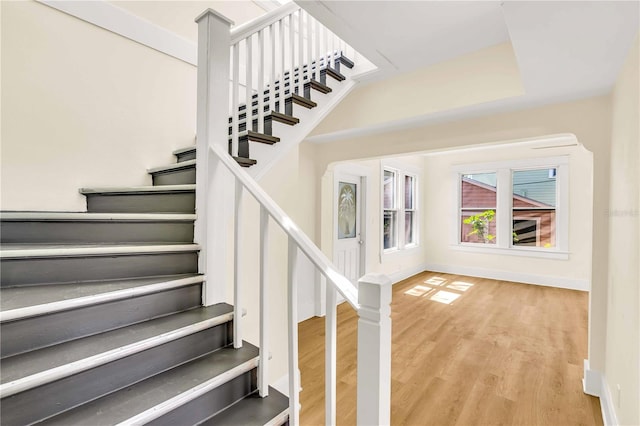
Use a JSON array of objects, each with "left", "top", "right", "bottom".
[
  {"left": 381, "top": 161, "right": 420, "bottom": 257},
  {"left": 452, "top": 156, "right": 569, "bottom": 260}
]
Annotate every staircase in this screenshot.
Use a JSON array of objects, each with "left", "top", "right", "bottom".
[
  {"left": 0, "top": 4, "right": 394, "bottom": 425},
  {"left": 0, "top": 173, "right": 287, "bottom": 424},
  {"left": 0, "top": 48, "right": 354, "bottom": 426}
]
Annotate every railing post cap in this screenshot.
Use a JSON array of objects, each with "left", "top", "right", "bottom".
[
  {"left": 195, "top": 8, "right": 234, "bottom": 26},
  {"left": 358, "top": 273, "right": 392, "bottom": 287}
]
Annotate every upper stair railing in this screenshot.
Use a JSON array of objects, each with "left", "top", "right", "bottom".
[
  {"left": 227, "top": 3, "right": 355, "bottom": 161},
  {"left": 194, "top": 5, "right": 391, "bottom": 426}
]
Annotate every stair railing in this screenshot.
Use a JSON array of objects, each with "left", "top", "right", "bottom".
[
  {"left": 226, "top": 3, "right": 353, "bottom": 160},
  {"left": 195, "top": 7, "right": 391, "bottom": 426}
]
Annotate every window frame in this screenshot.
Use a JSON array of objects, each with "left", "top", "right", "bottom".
[
  {"left": 382, "top": 163, "right": 419, "bottom": 256},
  {"left": 452, "top": 156, "right": 569, "bottom": 260}
]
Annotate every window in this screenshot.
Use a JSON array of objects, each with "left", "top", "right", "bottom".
[
  {"left": 512, "top": 168, "right": 557, "bottom": 248},
  {"left": 460, "top": 173, "right": 497, "bottom": 245},
  {"left": 454, "top": 157, "right": 568, "bottom": 258},
  {"left": 383, "top": 170, "right": 397, "bottom": 250},
  {"left": 383, "top": 167, "right": 418, "bottom": 252}
]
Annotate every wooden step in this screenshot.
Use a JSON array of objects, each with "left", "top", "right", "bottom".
[
  {"left": 37, "top": 343, "right": 258, "bottom": 426},
  {"left": 81, "top": 184, "right": 196, "bottom": 213},
  {"left": 148, "top": 160, "right": 196, "bottom": 186},
  {"left": 0, "top": 243, "right": 199, "bottom": 287},
  {"left": 0, "top": 305, "right": 235, "bottom": 425},
  {"left": 0, "top": 212, "right": 195, "bottom": 244},
  {"left": 0, "top": 274, "right": 204, "bottom": 357}
]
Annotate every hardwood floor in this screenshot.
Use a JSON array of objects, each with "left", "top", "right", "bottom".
[{"left": 298, "top": 271, "right": 602, "bottom": 426}]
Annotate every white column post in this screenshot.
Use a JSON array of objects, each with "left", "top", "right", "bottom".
[
  {"left": 194, "top": 9, "right": 234, "bottom": 306},
  {"left": 356, "top": 273, "right": 392, "bottom": 426}
]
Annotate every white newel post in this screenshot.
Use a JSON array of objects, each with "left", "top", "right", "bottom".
[
  {"left": 357, "top": 273, "right": 392, "bottom": 426},
  {"left": 194, "top": 10, "right": 234, "bottom": 306}
]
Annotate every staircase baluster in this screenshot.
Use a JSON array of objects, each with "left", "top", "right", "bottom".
[
  {"left": 257, "top": 29, "right": 265, "bottom": 134},
  {"left": 324, "top": 24, "right": 330, "bottom": 76},
  {"left": 233, "top": 179, "right": 244, "bottom": 349},
  {"left": 287, "top": 236, "right": 300, "bottom": 426},
  {"left": 325, "top": 284, "right": 337, "bottom": 425},
  {"left": 246, "top": 35, "right": 253, "bottom": 133},
  {"left": 297, "top": 9, "right": 304, "bottom": 96},
  {"left": 279, "top": 18, "right": 285, "bottom": 113},
  {"left": 269, "top": 23, "right": 276, "bottom": 114},
  {"left": 306, "top": 14, "right": 312, "bottom": 90},
  {"left": 330, "top": 32, "right": 336, "bottom": 70},
  {"left": 258, "top": 206, "right": 269, "bottom": 397},
  {"left": 289, "top": 13, "right": 295, "bottom": 99},
  {"left": 313, "top": 19, "right": 320, "bottom": 83},
  {"left": 231, "top": 42, "right": 240, "bottom": 157}
]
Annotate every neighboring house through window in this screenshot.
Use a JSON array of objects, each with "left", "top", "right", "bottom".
[{"left": 453, "top": 157, "right": 568, "bottom": 259}]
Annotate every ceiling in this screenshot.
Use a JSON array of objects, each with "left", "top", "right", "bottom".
[
  {"left": 298, "top": 0, "right": 639, "bottom": 140},
  {"left": 110, "top": 1, "right": 282, "bottom": 42}
]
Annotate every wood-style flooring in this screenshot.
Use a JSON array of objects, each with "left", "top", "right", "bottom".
[{"left": 298, "top": 271, "right": 602, "bottom": 426}]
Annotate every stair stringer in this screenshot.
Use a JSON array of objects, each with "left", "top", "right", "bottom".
[{"left": 248, "top": 73, "right": 358, "bottom": 181}]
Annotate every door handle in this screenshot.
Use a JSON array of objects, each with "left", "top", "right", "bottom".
[{"left": 358, "top": 240, "right": 364, "bottom": 245}]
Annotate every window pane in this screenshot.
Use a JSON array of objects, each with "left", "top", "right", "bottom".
[
  {"left": 460, "top": 173, "right": 497, "bottom": 244},
  {"left": 405, "top": 211, "right": 415, "bottom": 245},
  {"left": 404, "top": 175, "right": 414, "bottom": 209},
  {"left": 512, "top": 169, "right": 556, "bottom": 248},
  {"left": 383, "top": 170, "right": 395, "bottom": 209},
  {"left": 383, "top": 211, "right": 397, "bottom": 249}
]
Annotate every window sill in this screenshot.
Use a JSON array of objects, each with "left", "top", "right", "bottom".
[
  {"left": 382, "top": 244, "right": 421, "bottom": 259},
  {"left": 451, "top": 244, "right": 570, "bottom": 260}
]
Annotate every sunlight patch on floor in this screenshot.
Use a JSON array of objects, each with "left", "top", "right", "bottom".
[
  {"left": 448, "top": 281, "right": 474, "bottom": 292},
  {"left": 403, "top": 277, "right": 476, "bottom": 305},
  {"left": 430, "top": 290, "right": 461, "bottom": 305}
]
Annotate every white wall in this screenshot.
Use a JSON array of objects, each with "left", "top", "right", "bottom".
[
  {"left": 308, "top": 93, "right": 612, "bottom": 377},
  {"left": 309, "top": 42, "right": 524, "bottom": 137},
  {"left": 423, "top": 141, "right": 593, "bottom": 290},
  {"left": 1, "top": 1, "right": 198, "bottom": 211},
  {"left": 604, "top": 34, "right": 639, "bottom": 426}
]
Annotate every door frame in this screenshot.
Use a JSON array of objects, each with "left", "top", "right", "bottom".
[{"left": 315, "top": 162, "right": 370, "bottom": 316}]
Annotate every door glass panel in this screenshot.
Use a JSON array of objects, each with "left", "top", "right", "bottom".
[{"left": 338, "top": 182, "right": 357, "bottom": 239}]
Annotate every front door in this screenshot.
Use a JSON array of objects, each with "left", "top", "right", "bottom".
[{"left": 334, "top": 173, "right": 362, "bottom": 285}]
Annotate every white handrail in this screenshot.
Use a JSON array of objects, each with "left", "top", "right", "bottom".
[
  {"left": 196, "top": 7, "right": 390, "bottom": 426},
  {"left": 230, "top": 2, "right": 299, "bottom": 45},
  {"left": 209, "top": 143, "right": 359, "bottom": 309}
]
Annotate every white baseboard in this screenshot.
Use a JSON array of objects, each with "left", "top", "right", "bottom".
[
  {"left": 600, "top": 375, "right": 619, "bottom": 426},
  {"left": 424, "top": 263, "right": 589, "bottom": 291},
  {"left": 388, "top": 262, "right": 429, "bottom": 285},
  {"left": 582, "top": 360, "right": 619, "bottom": 426},
  {"left": 583, "top": 359, "right": 601, "bottom": 396}
]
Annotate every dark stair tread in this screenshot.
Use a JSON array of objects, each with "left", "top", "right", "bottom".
[
  {"left": 0, "top": 304, "right": 233, "bottom": 384},
  {"left": 337, "top": 54, "right": 355, "bottom": 69},
  {"left": 0, "top": 212, "right": 196, "bottom": 222},
  {"left": 0, "top": 242, "right": 199, "bottom": 256},
  {"left": 268, "top": 111, "right": 300, "bottom": 126},
  {"left": 323, "top": 66, "right": 346, "bottom": 82},
  {"left": 288, "top": 93, "right": 317, "bottom": 109},
  {"left": 305, "top": 79, "right": 332, "bottom": 94},
  {"left": 0, "top": 274, "right": 201, "bottom": 312},
  {"left": 230, "top": 130, "right": 280, "bottom": 145},
  {"left": 37, "top": 344, "right": 259, "bottom": 426},
  {"left": 148, "top": 160, "right": 196, "bottom": 174},
  {"left": 80, "top": 184, "right": 196, "bottom": 195},
  {"left": 234, "top": 156, "right": 257, "bottom": 167},
  {"left": 201, "top": 387, "right": 289, "bottom": 426}
]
